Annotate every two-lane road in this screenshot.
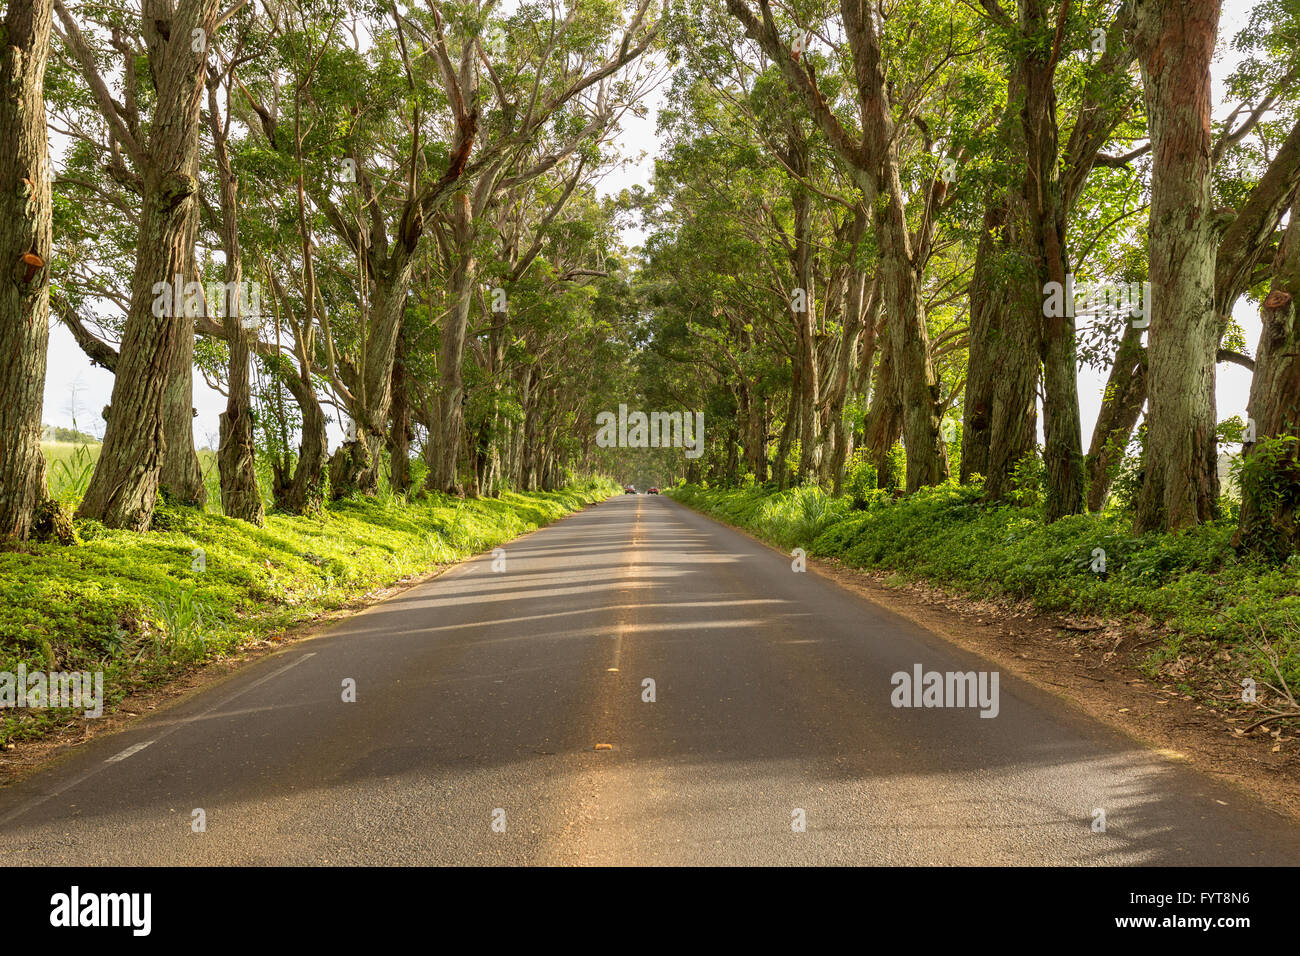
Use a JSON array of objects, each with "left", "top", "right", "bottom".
[{"left": 3, "top": 493, "right": 1299, "bottom": 864}]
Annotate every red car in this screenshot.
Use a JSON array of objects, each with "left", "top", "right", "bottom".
[
  {"left": 647, "top": 487, "right": 660, "bottom": 494},
  {"left": 623, "top": 484, "right": 637, "bottom": 494}
]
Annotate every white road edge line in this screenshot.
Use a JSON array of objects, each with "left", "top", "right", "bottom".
[
  {"left": 106, "top": 741, "right": 154, "bottom": 763},
  {"left": 0, "top": 652, "right": 318, "bottom": 827}
]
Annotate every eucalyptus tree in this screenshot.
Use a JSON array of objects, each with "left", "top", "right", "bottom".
[
  {"left": 640, "top": 113, "right": 794, "bottom": 484},
  {"left": 1227, "top": 0, "right": 1300, "bottom": 556},
  {"left": 1130, "top": 0, "right": 1300, "bottom": 531},
  {"left": 0, "top": 0, "right": 56, "bottom": 539},
  {"left": 54, "top": 0, "right": 224, "bottom": 528},
  {"left": 1237, "top": 190, "right": 1300, "bottom": 557},
  {"left": 725, "top": 0, "right": 992, "bottom": 492},
  {"left": 236, "top": 0, "right": 658, "bottom": 497},
  {"left": 500, "top": 193, "right": 635, "bottom": 491},
  {"left": 1128, "top": 0, "right": 1224, "bottom": 532},
  {"left": 1038, "top": 0, "right": 1300, "bottom": 524},
  {"left": 200, "top": 5, "right": 270, "bottom": 524},
  {"left": 471, "top": 149, "right": 610, "bottom": 495},
  {"left": 961, "top": 0, "right": 1142, "bottom": 519},
  {"left": 415, "top": 0, "right": 659, "bottom": 494},
  {"left": 210, "top": 1, "right": 353, "bottom": 513}
]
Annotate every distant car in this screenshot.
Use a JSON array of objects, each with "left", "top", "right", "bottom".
[
  {"left": 623, "top": 484, "right": 637, "bottom": 494},
  {"left": 647, "top": 487, "right": 660, "bottom": 494}
]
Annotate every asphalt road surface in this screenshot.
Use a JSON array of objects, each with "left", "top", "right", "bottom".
[{"left": 3, "top": 493, "right": 1300, "bottom": 865}]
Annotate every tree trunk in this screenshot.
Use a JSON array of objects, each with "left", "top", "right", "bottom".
[
  {"left": 863, "top": 331, "right": 903, "bottom": 490},
  {"left": 0, "top": 0, "right": 55, "bottom": 540},
  {"left": 982, "top": 289, "right": 1040, "bottom": 503},
  {"left": 328, "top": 267, "right": 406, "bottom": 499},
  {"left": 962, "top": 191, "right": 1012, "bottom": 484},
  {"left": 159, "top": 335, "right": 205, "bottom": 505},
  {"left": 75, "top": 0, "right": 219, "bottom": 530},
  {"left": 273, "top": 368, "right": 327, "bottom": 514},
  {"left": 1020, "top": 18, "right": 1084, "bottom": 521},
  {"left": 865, "top": 155, "right": 948, "bottom": 492},
  {"left": 159, "top": 152, "right": 205, "bottom": 508},
  {"left": 1132, "top": 0, "right": 1223, "bottom": 533},
  {"left": 973, "top": 248, "right": 1039, "bottom": 502},
  {"left": 1085, "top": 328, "right": 1147, "bottom": 511},
  {"left": 209, "top": 81, "right": 262, "bottom": 524},
  {"left": 774, "top": 382, "right": 798, "bottom": 490},
  {"left": 387, "top": 328, "right": 412, "bottom": 495},
  {"left": 216, "top": 319, "right": 263, "bottom": 522},
  {"left": 724, "top": 0, "right": 946, "bottom": 492},
  {"left": 428, "top": 194, "right": 476, "bottom": 494},
  {"left": 787, "top": 130, "right": 820, "bottom": 483},
  {"left": 1235, "top": 203, "right": 1300, "bottom": 558}
]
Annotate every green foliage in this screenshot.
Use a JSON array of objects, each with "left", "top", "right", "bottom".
[
  {"left": 844, "top": 453, "right": 887, "bottom": 510},
  {"left": 1235, "top": 435, "right": 1300, "bottom": 511},
  {"left": 1009, "top": 450, "right": 1045, "bottom": 510},
  {"left": 1234, "top": 435, "right": 1300, "bottom": 562},
  {"left": 148, "top": 583, "right": 215, "bottom": 663},
  {"left": 44, "top": 441, "right": 99, "bottom": 508},
  {"left": 880, "top": 442, "right": 907, "bottom": 493},
  {"left": 1108, "top": 425, "right": 1147, "bottom": 513},
  {"left": 43, "top": 425, "right": 97, "bottom": 443}
]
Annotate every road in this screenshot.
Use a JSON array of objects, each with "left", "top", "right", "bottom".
[{"left": 3, "top": 493, "right": 1299, "bottom": 865}]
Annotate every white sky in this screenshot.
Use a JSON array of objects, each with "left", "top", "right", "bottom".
[{"left": 42, "top": 0, "right": 1265, "bottom": 460}]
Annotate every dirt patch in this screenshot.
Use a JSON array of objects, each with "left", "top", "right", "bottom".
[{"left": 811, "top": 556, "right": 1300, "bottom": 822}]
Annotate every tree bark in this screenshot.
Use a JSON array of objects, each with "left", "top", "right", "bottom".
[
  {"left": 963, "top": 189, "right": 1016, "bottom": 484},
  {"left": 209, "top": 78, "right": 263, "bottom": 524},
  {"left": 0, "top": 0, "right": 55, "bottom": 540},
  {"left": 1020, "top": 3, "right": 1084, "bottom": 520},
  {"left": 328, "top": 261, "right": 408, "bottom": 498},
  {"left": 159, "top": 324, "right": 205, "bottom": 505},
  {"left": 1132, "top": 0, "right": 1223, "bottom": 533},
  {"left": 1236, "top": 201, "right": 1300, "bottom": 557},
  {"left": 159, "top": 150, "right": 205, "bottom": 508},
  {"left": 863, "top": 325, "right": 903, "bottom": 490},
  {"left": 272, "top": 368, "right": 327, "bottom": 514},
  {"left": 725, "top": 0, "right": 947, "bottom": 492},
  {"left": 387, "top": 326, "right": 413, "bottom": 495},
  {"left": 969, "top": 199, "right": 1039, "bottom": 502},
  {"left": 1085, "top": 326, "right": 1147, "bottom": 511},
  {"left": 774, "top": 380, "right": 798, "bottom": 490},
  {"left": 73, "top": 0, "right": 220, "bottom": 530},
  {"left": 427, "top": 193, "right": 477, "bottom": 494},
  {"left": 785, "top": 129, "right": 820, "bottom": 483}
]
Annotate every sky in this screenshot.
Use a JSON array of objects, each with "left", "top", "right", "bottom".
[{"left": 41, "top": 0, "right": 1266, "bottom": 458}]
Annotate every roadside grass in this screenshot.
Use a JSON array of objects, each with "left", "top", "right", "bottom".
[
  {"left": 44, "top": 440, "right": 230, "bottom": 511},
  {"left": 0, "top": 476, "right": 617, "bottom": 745},
  {"left": 668, "top": 482, "right": 1300, "bottom": 697}
]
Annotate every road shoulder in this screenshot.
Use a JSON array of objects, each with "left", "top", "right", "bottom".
[{"left": 666, "top": 495, "right": 1300, "bottom": 825}]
